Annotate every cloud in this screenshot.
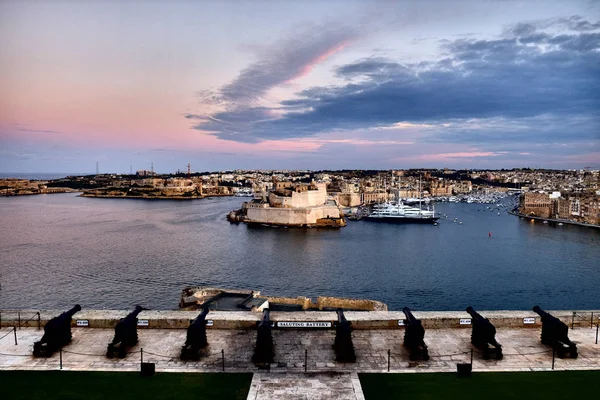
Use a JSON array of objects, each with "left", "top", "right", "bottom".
[
  {"left": 16, "top": 127, "right": 60, "bottom": 134},
  {"left": 190, "top": 16, "right": 600, "bottom": 150},
  {"left": 197, "top": 24, "right": 356, "bottom": 109}
]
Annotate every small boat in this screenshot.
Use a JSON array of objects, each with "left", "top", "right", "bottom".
[
  {"left": 558, "top": 223, "right": 563, "bottom": 226},
  {"left": 543, "top": 220, "right": 548, "bottom": 224}
]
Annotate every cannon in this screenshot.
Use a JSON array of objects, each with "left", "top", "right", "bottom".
[
  {"left": 402, "top": 307, "right": 429, "bottom": 361},
  {"left": 252, "top": 309, "right": 274, "bottom": 365},
  {"left": 107, "top": 305, "right": 145, "bottom": 358},
  {"left": 180, "top": 307, "right": 209, "bottom": 360},
  {"left": 33, "top": 305, "right": 81, "bottom": 357},
  {"left": 333, "top": 309, "right": 356, "bottom": 363},
  {"left": 532, "top": 306, "right": 577, "bottom": 358},
  {"left": 466, "top": 306, "right": 502, "bottom": 360}
]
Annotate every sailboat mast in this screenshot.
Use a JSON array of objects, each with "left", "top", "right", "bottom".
[{"left": 419, "top": 175, "right": 422, "bottom": 215}]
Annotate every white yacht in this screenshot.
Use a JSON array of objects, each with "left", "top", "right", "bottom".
[
  {"left": 366, "top": 201, "right": 438, "bottom": 224},
  {"left": 234, "top": 188, "right": 254, "bottom": 197}
]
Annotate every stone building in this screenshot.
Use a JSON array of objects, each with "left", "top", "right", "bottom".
[
  {"left": 428, "top": 181, "right": 453, "bottom": 196},
  {"left": 361, "top": 191, "right": 389, "bottom": 204},
  {"left": 520, "top": 192, "right": 552, "bottom": 217},
  {"left": 453, "top": 181, "right": 473, "bottom": 194},
  {"left": 336, "top": 192, "right": 362, "bottom": 207}
]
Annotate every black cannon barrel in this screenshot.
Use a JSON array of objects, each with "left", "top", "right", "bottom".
[
  {"left": 65, "top": 304, "right": 82, "bottom": 318},
  {"left": 48, "top": 304, "right": 82, "bottom": 327},
  {"left": 259, "top": 309, "right": 271, "bottom": 326},
  {"left": 190, "top": 307, "right": 209, "bottom": 326},
  {"left": 199, "top": 307, "right": 209, "bottom": 319},
  {"left": 129, "top": 305, "right": 145, "bottom": 319},
  {"left": 466, "top": 306, "right": 484, "bottom": 320},
  {"left": 337, "top": 309, "right": 348, "bottom": 324},
  {"left": 403, "top": 307, "right": 418, "bottom": 322},
  {"left": 532, "top": 305, "right": 548, "bottom": 318}
]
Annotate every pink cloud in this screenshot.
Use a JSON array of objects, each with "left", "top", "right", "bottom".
[{"left": 285, "top": 40, "right": 351, "bottom": 83}]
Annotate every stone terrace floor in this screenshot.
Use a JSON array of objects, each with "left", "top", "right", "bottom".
[
  {"left": 1, "top": 326, "right": 598, "bottom": 399},
  {"left": 1, "top": 326, "right": 598, "bottom": 373}
]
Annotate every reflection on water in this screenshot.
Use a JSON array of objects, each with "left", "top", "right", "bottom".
[{"left": 0, "top": 193, "right": 598, "bottom": 310}]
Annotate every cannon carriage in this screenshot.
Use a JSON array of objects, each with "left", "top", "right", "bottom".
[
  {"left": 106, "top": 305, "right": 145, "bottom": 358},
  {"left": 333, "top": 309, "right": 356, "bottom": 363},
  {"left": 33, "top": 305, "right": 82, "bottom": 357},
  {"left": 180, "top": 307, "right": 210, "bottom": 361},
  {"left": 466, "top": 306, "right": 503, "bottom": 360},
  {"left": 532, "top": 306, "right": 577, "bottom": 358},
  {"left": 252, "top": 309, "right": 274, "bottom": 365},
  {"left": 402, "top": 307, "right": 429, "bottom": 361}
]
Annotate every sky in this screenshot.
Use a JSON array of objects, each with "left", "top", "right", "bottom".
[{"left": 1, "top": 0, "right": 599, "bottom": 174}]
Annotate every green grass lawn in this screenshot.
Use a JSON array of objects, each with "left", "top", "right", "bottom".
[
  {"left": 360, "top": 370, "right": 600, "bottom": 400},
  {"left": 0, "top": 371, "right": 252, "bottom": 400}
]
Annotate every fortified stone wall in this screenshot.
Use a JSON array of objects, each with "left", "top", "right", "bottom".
[
  {"left": 2, "top": 309, "right": 597, "bottom": 330},
  {"left": 290, "top": 185, "right": 327, "bottom": 208},
  {"left": 246, "top": 205, "right": 340, "bottom": 225}
]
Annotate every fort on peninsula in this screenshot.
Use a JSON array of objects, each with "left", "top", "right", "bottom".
[{"left": 228, "top": 178, "right": 346, "bottom": 228}]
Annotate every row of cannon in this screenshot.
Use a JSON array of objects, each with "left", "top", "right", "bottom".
[{"left": 31, "top": 305, "right": 578, "bottom": 362}]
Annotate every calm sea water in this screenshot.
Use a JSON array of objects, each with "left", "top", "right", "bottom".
[{"left": 0, "top": 193, "right": 598, "bottom": 311}]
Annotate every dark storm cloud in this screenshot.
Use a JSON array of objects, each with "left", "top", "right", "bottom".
[{"left": 191, "top": 17, "right": 600, "bottom": 144}]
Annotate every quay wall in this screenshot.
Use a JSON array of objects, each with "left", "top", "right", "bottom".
[
  {"left": 1, "top": 309, "right": 598, "bottom": 330},
  {"left": 509, "top": 210, "right": 600, "bottom": 229},
  {"left": 246, "top": 205, "right": 341, "bottom": 226}
]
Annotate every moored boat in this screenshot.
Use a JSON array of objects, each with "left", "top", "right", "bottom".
[{"left": 365, "top": 201, "right": 439, "bottom": 224}]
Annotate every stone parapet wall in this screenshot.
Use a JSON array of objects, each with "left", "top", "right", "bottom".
[{"left": 1, "top": 309, "right": 597, "bottom": 330}]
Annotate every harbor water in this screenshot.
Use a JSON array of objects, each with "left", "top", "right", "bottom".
[{"left": 0, "top": 193, "right": 598, "bottom": 311}]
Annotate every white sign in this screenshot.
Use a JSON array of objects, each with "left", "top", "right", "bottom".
[
  {"left": 137, "top": 320, "right": 149, "bottom": 326},
  {"left": 523, "top": 317, "right": 536, "bottom": 324},
  {"left": 76, "top": 320, "right": 89, "bottom": 327},
  {"left": 398, "top": 320, "right": 405, "bottom": 326},
  {"left": 277, "top": 321, "right": 332, "bottom": 328},
  {"left": 460, "top": 318, "right": 472, "bottom": 325},
  {"left": 206, "top": 320, "right": 214, "bottom": 327}
]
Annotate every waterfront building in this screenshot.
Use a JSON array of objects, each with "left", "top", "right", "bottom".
[
  {"left": 520, "top": 192, "right": 553, "bottom": 218},
  {"left": 520, "top": 191, "right": 600, "bottom": 225},
  {"left": 361, "top": 191, "right": 389, "bottom": 204}
]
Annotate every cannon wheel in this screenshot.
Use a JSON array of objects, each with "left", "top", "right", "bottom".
[
  {"left": 117, "top": 347, "right": 127, "bottom": 359},
  {"left": 570, "top": 349, "right": 578, "bottom": 359},
  {"left": 495, "top": 349, "right": 503, "bottom": 360}
]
